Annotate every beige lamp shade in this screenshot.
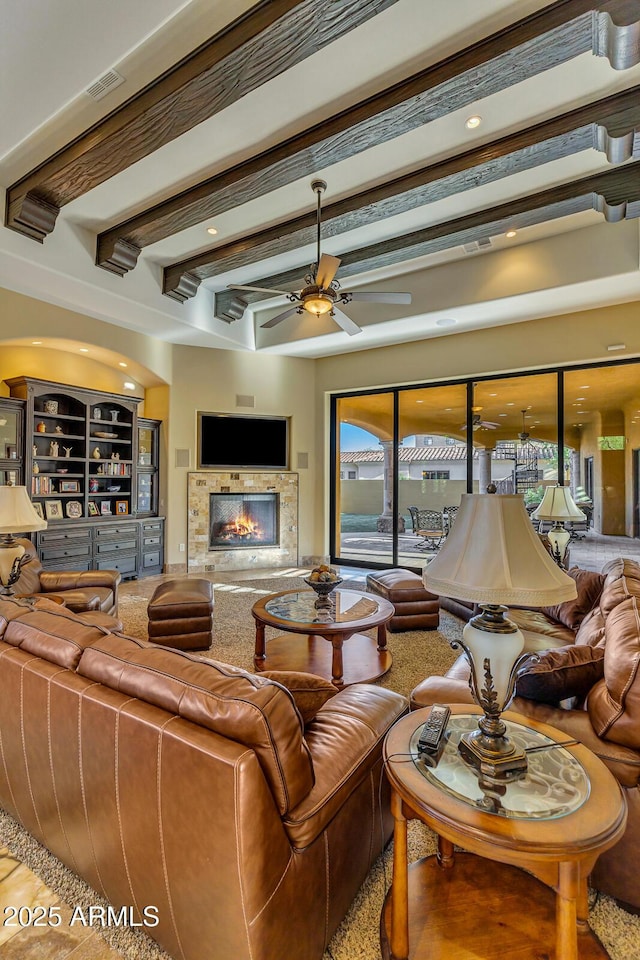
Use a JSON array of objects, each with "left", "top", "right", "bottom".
[
  {"left": 424, "top": 494, "right": 576, "bottom": 607},
  {"left": 0, "top": 486, "right": 47, "bottom": 533},
  {"left": 532, "top": 485, "right": 586, "bottom": 522}
]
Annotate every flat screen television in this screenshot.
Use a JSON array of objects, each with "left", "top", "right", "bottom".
[{"left": 198, "top": 412, "right": 289, "bottom": 470}]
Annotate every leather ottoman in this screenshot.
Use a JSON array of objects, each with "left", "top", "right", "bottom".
[
  {"left": 366, "top": 569, "right": 439, "bottom": 632},
  {"left": 147, "top": 579, "right": 214, "bottom": 651}
]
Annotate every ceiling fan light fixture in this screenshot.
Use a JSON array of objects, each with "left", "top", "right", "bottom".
[{"left": 303, "top": 293, "right": 333, "bottom": 316}]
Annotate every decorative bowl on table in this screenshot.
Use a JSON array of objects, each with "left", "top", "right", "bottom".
[{"left": 304, "top": 568, "right": 343, "bottom": 608}]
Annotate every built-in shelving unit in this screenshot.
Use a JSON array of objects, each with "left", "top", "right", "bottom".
[{"left": 5, "top": 377, "right": 164, "bottom": 578}]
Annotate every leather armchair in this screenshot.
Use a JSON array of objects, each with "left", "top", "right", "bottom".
[{"left": 13, "top": 538, "right": 120, "bottom": 615}]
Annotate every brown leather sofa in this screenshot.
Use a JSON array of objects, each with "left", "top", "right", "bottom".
[
  {"left": 412, "top": 557, "right": 640, "bottom": 911},
  {"left": 13, "top": 538, "right": 120, "bottom": 614},
  {"left": 0, "top": 595, "right": 407, "bottom": 960}
]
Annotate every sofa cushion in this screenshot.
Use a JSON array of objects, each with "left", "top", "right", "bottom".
[
  {"left": 598, "top": 558, "right": 640, "bottom": 617},
  {"left": 77, "top": 634, "right": 314, "bottom": 815},
  {"left": 1, "top": 600, "right": 108, "bottom": 669},
  {"left": 541, "top": 567, "right": 604, "bottom": 631},
  {"left": 259, "top": 671, "right": 338, "bottom": 725},
  {"left": 515, "top": 645, "right": 605, "bottom": 706},
  {"left": 575, "top": 607, "right": 607, "bottom": 648},
  {"left": 587, "top": 595, "right": 640, "bottom": 749},
  {"left": 507, "top": 609, "right": 576, "bottom": 648}
]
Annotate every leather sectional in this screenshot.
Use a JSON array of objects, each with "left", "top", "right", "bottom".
[{"left": 0, "top": 595, "right": 407, "bottom": 960}]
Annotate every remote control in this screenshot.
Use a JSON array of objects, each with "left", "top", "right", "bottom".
[{"left": 417, "top": 704, "right": 451, "bottom": 755}]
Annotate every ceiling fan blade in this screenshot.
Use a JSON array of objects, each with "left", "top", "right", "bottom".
[
  {"left": 315, "top": 254, "right": 341, "bottom": 288},
  {"left": 260, "top": 306, "right": 300, "bottom": 329},
  {"left": 228, "top": 284, "right": 291, "bottom": 296},
  {"left": 331, "top": 306, "right": 362, "bottom": 337},
  {"left": 341, "top": 291, "right": 412, "bottom": 304}
]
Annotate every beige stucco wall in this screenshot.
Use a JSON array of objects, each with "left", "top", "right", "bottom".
[{"left": 166, "top": 345, "right": 317, "bottom": 570}]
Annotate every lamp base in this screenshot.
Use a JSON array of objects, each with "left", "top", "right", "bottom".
[{"left": 458, "top": 726, "right": 527, "bottom": 782}]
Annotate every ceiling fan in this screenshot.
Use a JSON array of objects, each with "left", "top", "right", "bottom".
[
  {"left": 518, "top": 409, "right": 546, "bottom": 446},
  {"left": 462, "top": 407, "right": 499, "bottom": 430},
  {"left": 228, "top": 180, "right": 412, "bottom": 336}
]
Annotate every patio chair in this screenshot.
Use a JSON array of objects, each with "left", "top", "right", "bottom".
[
  {"left": 407, "top": 506, "right": 446, "bottom": 551},
  {"left": 443, "top": 504, "right": 459, "bottom": 536}
]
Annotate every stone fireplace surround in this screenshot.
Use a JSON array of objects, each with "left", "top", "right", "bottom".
[{"left": 188, "top": 472, "right": 298, "bottom": 573}]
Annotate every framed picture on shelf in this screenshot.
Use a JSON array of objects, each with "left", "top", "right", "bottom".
[
  {"left": 60, "top": 480, "right": 79, "bottom": 493},
  {"left": 88, "top": 501, "right": 99, "bottom": 516},
  {"left": 45, "top": 500, "right": 63, "bottom": 521},
  {"left": 115, "top": 500, "right": 128, "bottom": 515},
  {"left": 33, "top": 501, "right": 45, "bottom": 520},
  {"left": 101, "top": 502, "right": 112, "bottom": 516}
]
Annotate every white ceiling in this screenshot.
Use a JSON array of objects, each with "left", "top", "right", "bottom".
[{"left": 1, "top": 0, "right": 639, "bottom": 360}]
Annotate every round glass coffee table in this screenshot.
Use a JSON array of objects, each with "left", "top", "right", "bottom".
[
  {"left": 381, "top": 705, "right": 627, "bottom": 960},
  {"left": 252, "top": 588, "right": 394, "bottom": 687}
]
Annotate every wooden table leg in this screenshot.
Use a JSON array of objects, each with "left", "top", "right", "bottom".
[
  {"left": 390, "top": 789, "right": 409, "bottom": 960},
  {"left": 377, "top": 622, "right": 388, "bottom": 652},
  {"left": 556, "top": 860, "right": 579, "bottom": 960},
  {"left": 437, "top": 835, "right": 454, "bottom": 869},
  {"left": 254, "top": 620, "right": 265, "bottom": 664},
  {"left": 576, "top": 868, "right": 590, "bottom": 935},
  {"left": 330, "top": 634, "right": 345, "bottom": 687}
]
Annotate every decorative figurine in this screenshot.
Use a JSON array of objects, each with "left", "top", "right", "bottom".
[
  {"left": 36, "top": 422, "right": 46, "bottom": 433},
  {"left": 93, "top": 408, "right": 101, "bottom": 420},
  {"left": 92, "top": 447, "right": 101, "bottom": 459},
  {"left": 55, "top": 425, "right": 63, "bottom": 434},
  {"left": 49, "top": 441, "right": 59, "bottom": 457},
  {"left": 64, "top": 446, "right": 72, "bottom": 458},
  {"left": 32, "top": 444, "right": 37, "bottom": 456},
  {"left": 33, "top": 461, "right": 39, "bottom": 474}
]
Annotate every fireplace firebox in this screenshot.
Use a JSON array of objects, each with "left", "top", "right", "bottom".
[{"left": 209, "top": 493, "right": 279, "bottom": 549}]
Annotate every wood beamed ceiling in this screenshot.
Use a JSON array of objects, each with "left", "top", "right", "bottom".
[{"left": 4, "top": 0, "right": 640, "bottom": 329}]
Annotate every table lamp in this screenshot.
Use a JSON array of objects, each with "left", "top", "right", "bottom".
[
  {"left": 532, "top": 485, "right": 586, "bottom": 568},
  {"left": 0, "top": 486, "right": 47, "bottom": 594},
  {"left": 424, "top": 493, "right": 576, "bottom": 781}
]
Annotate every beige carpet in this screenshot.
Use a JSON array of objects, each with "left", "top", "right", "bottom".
[{"left": 1, "top": 577, "right": 639, "bottom": 959}]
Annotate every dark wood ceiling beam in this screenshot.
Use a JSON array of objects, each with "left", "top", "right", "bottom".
[
  {"left": 4, "top": 0, "right": 399, "bottom": 242},
  {"left": 211, "top": 162, "right": 640, "bottom": 320},
  {"left": 97, "top": 0, "right": 640, "bottom": 276},
  {"left": 161, "top": 85, "right": 640, "bottom": 297}
]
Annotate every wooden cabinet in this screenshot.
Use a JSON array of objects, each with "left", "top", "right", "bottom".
[
  {"left": 0, "top": 398, "right": 24, "bottom": 488},
  {"left": 5, "top": 377, "right": 164, "bottom": 578}
]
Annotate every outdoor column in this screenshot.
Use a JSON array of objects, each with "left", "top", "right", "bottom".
[
  {"left": 377, "top": 440, "right": 405, "bottom": 533},
  {"left": 570, "top": 449, "right": 580, "bottom": 495},
  {"left": 478, "top": 447, "right": 493, "bottom": 493}
]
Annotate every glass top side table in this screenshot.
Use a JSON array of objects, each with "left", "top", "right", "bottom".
[{"left": 410, "top": 714, "right": 589, "bottom": 820}]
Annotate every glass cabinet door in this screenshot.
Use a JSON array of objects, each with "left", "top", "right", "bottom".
[{"left": 136, "top": 418, "right": 160, "bottom": 515}]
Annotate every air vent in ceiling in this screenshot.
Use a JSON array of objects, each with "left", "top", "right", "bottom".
[
  {"left": 463, "top": 237, "right": 493, "bottom": 254},
  {"left": 85, "top": 70, "right": 125, "bottom": 102}
]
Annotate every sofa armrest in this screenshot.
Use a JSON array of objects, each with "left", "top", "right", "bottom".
[
  {"left": 284, "top": 685, "right": 407, "bottom": 849},
  {"left": 34, "top": 591, "right": 101, "bottom": 612},
  {"left": 40, "top": 570, "right": 121, "bottom": 592},
  {"left": 511, "top": 697, "right": 640, "bottom": 787}
]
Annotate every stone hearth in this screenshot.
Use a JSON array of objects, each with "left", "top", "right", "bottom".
[{"left": 188, "top": 472, "right": 298, "bottom": 572}]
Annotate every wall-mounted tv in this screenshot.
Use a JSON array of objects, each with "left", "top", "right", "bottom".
[{"left": 198, "top": 412, "right": 289, "bottom": 470}]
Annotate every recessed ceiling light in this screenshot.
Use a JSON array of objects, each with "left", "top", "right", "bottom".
[
  {"left": 123, "top": 382, "right": 136, "bottom": 390},
  {"left": 119, "top": 362, "right": 127, "bottom": 368},
  {"left": 580, "top": 386, "right": 590, "bottom": 389},
  {"left": 435, "top": 317, "right": 457, "bottom": 327},
  {"left": 207, "top": 226, "right": 218, "bottom": 236},
  {"left": 499, "top": 413, "right": 507, "bottom": 417},
  {"left": 31, "top": 340, "right": 42, "bottom": 345},
  {"left": 416, "top": 400, "right": 424, "bottom": 403},
  {"left": 506, "top": 402, "right": 515, "bottom": 406},
  {"left": 505, "top": 230, "right": 517, "bottom": 238},
  {"left": 444, "top": 408, "right": 452, "bottom": 412},
  {"left": 79, "top": 348, "right": 89, "bottom": 353},
  {"left": 575, "top": 397, "right": 586, "bottom": 401},
  {"left": 607, "top": 343, "right": 626, "bottom": 351},
  {"left": 465, "top": 115, "right": 482, "bottom": 129},
  {"left": 489, "top": 393, "right": 497, "bottom": 397}
]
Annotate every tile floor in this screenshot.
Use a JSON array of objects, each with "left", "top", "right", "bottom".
[{"left": 1, "top": 535, "right": 638, "bottom": 957}]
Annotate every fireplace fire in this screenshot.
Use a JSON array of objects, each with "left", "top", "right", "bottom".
[{"left": 209, "top": 492, "right": 279, "bottom": 549}]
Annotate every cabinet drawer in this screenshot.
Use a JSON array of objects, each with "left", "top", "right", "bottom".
[
  {"left": 143, "top": 550, "right": 161, "bottom": 568},
  {"left": 95, "top": 523, "right": 138, "bottom": 539},
  {"left": 142, "top": 521, "right": 163, "bottom": 534},
  {"left": 143, "top": 535, "right": 161, "bottom": 547},
  {"left": 95, "top": 539, "right": 137, "bottom": 555},
  {"left": 97, "top": 556, "right": 137, "bottom": 575},
  {"left": 39, "top": 528, "right": 91, "bottom": 545},
  {"left": 42, "top": 559, "right": 92, "bottom": 573},
  {"left": 41, "top": 544, "right": 92, "bottom": 562}
]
